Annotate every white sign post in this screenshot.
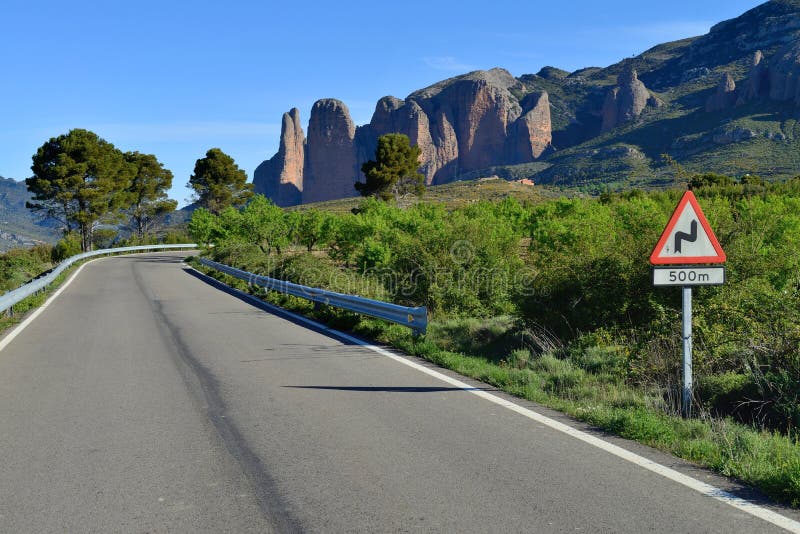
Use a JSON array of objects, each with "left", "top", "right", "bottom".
[{"left": 650, "top": 191, "right": 726, "bottom": 418}]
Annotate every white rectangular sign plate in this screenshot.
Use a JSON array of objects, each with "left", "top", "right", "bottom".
[{"left": 652, "top": 266, "right": 725, "bottom": 286}]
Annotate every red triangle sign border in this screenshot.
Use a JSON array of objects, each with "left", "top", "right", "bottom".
[{"left": 650, "top": 191, "right": 727, "bottom": 265}]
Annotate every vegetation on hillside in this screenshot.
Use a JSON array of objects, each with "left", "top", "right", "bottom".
[
  {"left": 293, "top": 176, "right": 553, "bottom": 214},
  {"left": 0, "top": 177, "right": 61, "bottom": 251},
  {"left": 190, "top": 177, "right": 800, "bottom": 505},
  {"left": 14, "top": 129, "right": 244, "bottom": 253},
  {"left": 479, "top": 2, "right": 800, "bottom": 191},
  {"left": 0, "top": 245, "right": 54, "bottom": 293}
]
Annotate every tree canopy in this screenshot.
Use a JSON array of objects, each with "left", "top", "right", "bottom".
[
  {"left": 188, "top": 148, "right": 253, "bottom": 214},
  {"left": 125, "top": 151, "right": 178, "bottom": 238},
  {"left": 355, "top": 134, "right": 424, "bottom": 201},
  {"left": 27, "top": 129, "right": 135, "bottom": 251}
]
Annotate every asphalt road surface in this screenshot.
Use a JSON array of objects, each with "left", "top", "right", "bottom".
[{"left": 0, "top": 252, "right": 797, "bottom": 533}]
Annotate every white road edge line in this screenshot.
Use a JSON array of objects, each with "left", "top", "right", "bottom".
[
  {"left": 0, "top": 258, "right": 100, "bottom": 354},
  {"left": 191, "top": 267, "right": 800, "bottom": 534},
  {"left": 0, "top": 251, "right": 188, "bottom": 354}
]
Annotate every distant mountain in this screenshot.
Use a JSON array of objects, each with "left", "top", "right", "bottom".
[
  {"left": 254, "top": 0, "right": 800, "bottom": 204},
  {"left": 0, "top": 177, "right": 61, "bottom": 251}
]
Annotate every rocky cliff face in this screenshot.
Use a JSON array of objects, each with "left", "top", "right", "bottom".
[
  {"left": 600, "top": 69, "right": 658, "bottom": 132},
  {"left": 738, "top": 50, "right": 768, "bottom": 104},
  {"left": 706, "top": 73, "right": 737, "bottom": 112},
  {"left": 255, "top": 68, "right": 552, "bottom": 204},
  {"left": 303, "top": 99, "right": 358, "bottom": 203},
  {"left": 768, "top": 42, "right": 800, "bottom": 104},
  {"left": 508, "top": 91, "right": 552, "bottom": 163},
  {"left": 375, "top": 68, "right": 533, "bottom": 185},
  {"left": 430, "top": 72, "right": 522, "bottom": 172},
  {"left": 252, "top": 108, "right": 304, "bottom": 206},
  {"left": 713, "top": 45, "right": 800, "bottom": 110},
  {"left": 360, "top": 97, "right": 438, "bottom": 184}
]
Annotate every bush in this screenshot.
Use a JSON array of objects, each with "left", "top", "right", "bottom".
[
  {"left": 51, "top": 233, "right": 83, "bottom": 262},
  {"left": 195, "top": 179, "right": 800, "bottom": 431},
  {"left": 0, "top": 244, "right": 54, "bottom": 292},
  {"left": 92, "top": 228, "right": 118, "bottom": 249},
  {"left": 697, "top": 372, "right": 754, "bottom": 416}
]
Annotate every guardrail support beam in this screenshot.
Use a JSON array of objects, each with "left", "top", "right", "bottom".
[{"left": 198, "top": 258, "right": 427, "bottom": 334}]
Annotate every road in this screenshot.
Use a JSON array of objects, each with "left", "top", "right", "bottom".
[{"left": 0, "top": 251, "right": 797, "bottom": 533}]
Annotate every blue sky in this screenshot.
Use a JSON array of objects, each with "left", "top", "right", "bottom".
[{"left": 1, "top": 0, "right": 764, "bottom": 206}]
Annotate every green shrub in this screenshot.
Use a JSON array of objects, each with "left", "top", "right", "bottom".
[
  {"left": 507, "top": 348, "right": 532, "bottom": 369},
  {"left": 92, "top": 228, "right": 118, "bottom": 249},
  {"left": 570, "top": 344, "right": 627, "bottom": 375},
  {"left": 0, "top": 244, "right": 54, "bottom": 292},
  {"left": 195, "top": 179, "right": 800, "bottom": 432},
  {"left": 51, "top": 233, "right": 82, "bottom": 262}
]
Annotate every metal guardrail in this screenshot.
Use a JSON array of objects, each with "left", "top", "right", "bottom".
[
  {"left": 198, "top": 258, "right": 428, "bottom": 334},
  {"left": 0, "top": 244, "right": 197, "bottom": 314}
]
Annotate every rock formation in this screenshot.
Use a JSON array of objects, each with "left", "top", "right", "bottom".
[
  {"left": 706, "top": 73, "right": 737, "bottom": 112},
  {"left": 737, "top": 50, "right": 769, "bottom": 105},
  {"left": 600, "top": 68, "right": 657, "bottom": 133},
  {"left": 361, "top": 97, "right": 437, "bottom": 184},
  {"left": 369, "top": 96, "right": 405, "bottom": 133},
  {"left": 444, "top": 76, "right": 520, "bottom": 170},
  {"left": 735, "top": 46, "right": 800, "bottom": 107},
  {"left": 768, "top": 43, "right": 800, "bottom": 104},
  {"left": 507, "top": 91, "right": 552, "bottom": 163},
  {"left": 247, "top": 2, "right": 800, "bottom": 204},
  {"left": 403, "top": 68, "right": 527, "bottom": 183},
  {"left": 255, "top": 68, "right": 553, "bottom": 205},
  {"left": 252, "top": 108, "right": 304, "bottom": 206},
  {"left": 303, "top": 99, "right": 358, "bottom": 204}
]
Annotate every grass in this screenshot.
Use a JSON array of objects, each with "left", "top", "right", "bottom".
[
  {"left": 190, "top": 256, "right": 800, "bottom": 508},
  {"left": 0, "top": 262, "right": 80, "bottom": 333},
  {"left": 289, "top": 177, "right": 558, "bottom": 213},
  {"left": 355, "top": 320, "right": 800, "bottom": 507}
]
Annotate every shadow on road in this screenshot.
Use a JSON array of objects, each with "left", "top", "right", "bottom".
[
  {"left": 284, "top": 385, "right": 489, "bottom": 393},
  {"left": 125, "top": 254, "right": 193, "bottom": 264}
]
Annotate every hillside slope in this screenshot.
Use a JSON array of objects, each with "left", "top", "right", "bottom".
[{"left": 0, "top": 177, "right": 60, "bottom": 251}]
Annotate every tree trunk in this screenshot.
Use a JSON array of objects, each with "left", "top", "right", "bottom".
[
  {"left": 80, "top": 223, "right": 94, "bottom": 252},
  {"left": 134, "top": 201, "right": 146, "bottom": 238},
  {"left": 81, "top": 225, "right": 90, "bottom": 252}
]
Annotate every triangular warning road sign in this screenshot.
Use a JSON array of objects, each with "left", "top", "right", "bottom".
[{"left": 650, "top": 191, "right": 726, "bottom": 265}]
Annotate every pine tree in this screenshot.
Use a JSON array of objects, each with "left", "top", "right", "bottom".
[
  {"left": 125, "top": 151, "right": 178, "bottom": 238},
  {"left": 356, "top": 134, "right": 424, "bottom": 201},
  {"left": 28, "top": 129, "right": 134, "bottom": 251},
  {"left": 188, "top": 148, "right": 253, "bottom": 214}
]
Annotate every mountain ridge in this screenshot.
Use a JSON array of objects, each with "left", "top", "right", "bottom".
[
  {"left": 254, "top": 0, "right": 800, "bottom": 204},
  {"left": 0, "top": 176, "right": 61, "bottom": 251}
]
